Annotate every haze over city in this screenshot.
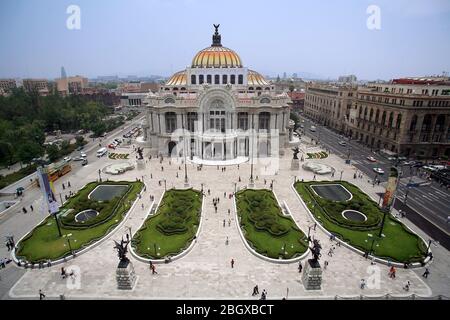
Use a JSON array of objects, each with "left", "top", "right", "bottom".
[{"left": 1, "top": 0, "right": 450, "bottom": 80}]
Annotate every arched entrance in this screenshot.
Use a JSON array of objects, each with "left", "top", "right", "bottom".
[{"left": 168, "top": 141, "right": 177, "bottom": 156}]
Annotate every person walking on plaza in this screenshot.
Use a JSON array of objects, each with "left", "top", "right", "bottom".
[
  {"left": 298, "top": 261, "right": 302, "bottom": 273},
  {"left": 151, "top": 264, "right": 158, "bottom": 274},
  {"left": 360, "top": 279, "right": 366, "bottom": 289},
  {"left": 389, "top": 266, "right": 396, "bottom": 279},
  {"left": 403, "top": 281, "right": 411, "bottom": 291},
  {"left": 260, "top": 289, "right": 267, "bottom": 300},
  {"left": 22, "top": 207, "right": 27, "bottom": 214},
  {"left": 228, "top": 219, "right": 231, "bottom": 227},
  {"left": 422, "top": 268, "right": 430, "bottom": 278},
  {"left": 252, "top": 285, "right": 259, "bottom": 296},
  {"left": 223, "top": 219, "right": 226, "bottom": 227},
  {"left": 39, "top": 289, "right": 46, "bottom": 300},
  {"left": 230, "top": 258, "right": 234, "bottom": 268},
  {"left": 30, "top": 205, "right": 34, "bottom": 212}
]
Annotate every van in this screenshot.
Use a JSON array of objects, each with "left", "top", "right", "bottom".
[{"left": 96, "top": 147, "right": 107, "bottom": 157}]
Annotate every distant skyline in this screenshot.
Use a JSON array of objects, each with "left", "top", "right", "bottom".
[{"left": 1, "top": 0, "right": 450, "bottom": 80}]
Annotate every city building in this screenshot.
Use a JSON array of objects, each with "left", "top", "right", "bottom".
[
  {"left": 22, "top": 78, "right": 49, "bottom": 95},
  {"left": 347, "top": 77, "right": 450, "bottom": 158},
  {"left": 304, "top": 83, "right": 357, "bottom": 133},
  {"left": 338, "top": 74, "right": 357, "bottom": 83},
  {"left": 55, "top": 76, "right": 88, "bottom": 95},
  {"left": 287, "top": 91, "right": 305, "bottom": 114},
  {"left": 120, "top": 92, "right": 147, "bottom": 107},
  {"left": 142, "top": 25, "right": 292, "bottom": 160},
  {"left": 0, "top": 79, "right": 17, "bottom": 95}
]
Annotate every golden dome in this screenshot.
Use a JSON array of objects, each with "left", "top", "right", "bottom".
[
  {"left": 247, "top": 70, "right": 269, "bottom": 86},
  {"left": 166, "top": 70, "right": 186, "bottom": 86},
  {"left": 192, "top": 46, "right": 242, "bottom": 68}
]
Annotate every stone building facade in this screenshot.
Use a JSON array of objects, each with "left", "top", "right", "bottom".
[{"left": 142, "top": 26, "right": 292, "bottom": 161}]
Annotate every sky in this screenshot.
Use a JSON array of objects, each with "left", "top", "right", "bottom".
[{"left": 1, "top": 0, "right": 450, "bottom": 80}]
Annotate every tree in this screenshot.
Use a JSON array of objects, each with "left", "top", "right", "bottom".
[
  {"left": 46, "top": 144, "right": 60, "bottom": 162},
  {"left": 75, "top": 135, "right": 85, "bottom": 147},
  {"left": 17, "top": 142, "right": 43, "bottom": 165}
]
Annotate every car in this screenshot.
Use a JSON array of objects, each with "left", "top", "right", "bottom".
[
  {"left": 80, "top": 152, "right": 87, "bottom": 158},
  {"left": 63, "top": 156, "right": 72, "bottom": 162},
  {"left": 300, "top": 124, "right": 304, "bottom": 128},
  {"left": 76, "top": 146, "right": 84, "bottom": 151},
  {"left": 73, "top": 156, "right": 84, "bottom": 161},
  {"left": 108, "top": 143, "right": 116, "bottom": 149},
  {"left": 373, "top": 167, "right": 385, "bottom": 174},
  {"left": 338, "top": 141, "right": 347, "bottom": 146},
  {"left": 81, "top": 158, "right": 88, "bottom": 166},
  {"left": 387, "top": 156, "right": 397, "bottom": 161},
  {"left": 367, "top": 156, "right": 377, "bottom": 162}
]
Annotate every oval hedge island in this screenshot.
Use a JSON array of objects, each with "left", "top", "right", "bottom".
[
  {"left": 15, "top": 180, "right": 144, "bottom": 264},
  {"left": 294, "top": 180, "right": 428, "bottom": 264},
  {"left": 235, "top": 189, "right": 308, "bottom": 260},
  {"left": 131, "top": 188, "right": 203, "bottom": 260}
]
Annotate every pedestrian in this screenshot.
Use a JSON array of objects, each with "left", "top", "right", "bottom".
[
  {"left": 22, "top": 207, "right": 27, "bottom": 214},
  {"left": 223, "top": 219, "right": 226, "bottom": 227},
  {"left": 208, "top": 189, "right": 211, "bottom": 195},
  {"left": 298, "top": 261, "right": 302, "bottom": 273},
  {"left": 228, "top": 219, "right": 231, "bottom": 227},
  {"left": 151, "top": 264, "right": 158, "bottom": 274},
  {"left": 260, "top": 289, "right": 267, "bottom": 300},
  {"left": 360, "top": 279, "right": 366, "bottom": 289},
  {"left": 215, "top": 206, "right": 218, "bottom": 213},
  {"left": 141, "top": 203, "right": 144, "bottom": 210},
  {"left": 224, "top": 192, "right": 226, "bottom": 198},
  {"left": 6, "top": 241, "right": 10, "bottom": 251},
  {"left": 30, "top": 205, "right": 34, "bottom": 212},
  {"left": 231, "top": 258, "right": 234, "bottom": 268},
  {"left": 228, "top": 209, "right": 231, "bottom": 215},
  {"left": 226, "top": 236, "right": 229, "bottom": 245},
  {"left": 61, "top": 267, "right": 67, "bottom": 279},
  {"left": 422, "top": 268, "right": 430, "bottom": 278},
  {"left": 68, "top": 181, "right": 71, "bottom": 188},
  {"left": 62, "top": 183, "right": 66, "bottom": 190},
  {"left": 252, "top": 285, "right": 259, "bottom": 296},
  {"left": 389, "top": 266, "right": 396, "bottom": 279},
  {"left": 324, "top": 260, "right": 329, "bottom": 270},
  {"left": 39, "top": 289, "right": 46, "bottom": 300},
  {"left": 403, "top": 281, "right": 411, "bottom": 291}
]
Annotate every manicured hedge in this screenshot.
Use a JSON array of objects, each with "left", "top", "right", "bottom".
[
  {"left": 236, "top": 189, "right": 308, "bottom": 259},
  {"left": 15, "top": 180, "right": 143, "bottom": 263},
  {"left": 132, "top": 188, "right": 202, "bottom": 259},
  {"left": 294, "top": 180, "right": 428, "bottom": 263}
]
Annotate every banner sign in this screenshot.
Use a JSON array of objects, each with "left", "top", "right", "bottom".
[
  {"left": 37, "top": 166, "right": 59, "bottom": 214},
  {"left": 382, "top": 167, "right": 399, "bottom": 209}
]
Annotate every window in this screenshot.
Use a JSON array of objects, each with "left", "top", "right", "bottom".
[
  {"left": 230, "top": 75, "right": 235, "bottom": 84},
  {"left": 222, "top": 74, "right": 228, "bottom": 84},
  {"left": 187, "top": 112, "right": 198, "bottom": 132},
  {"left": 207, "top": 75, "right": 212, "bottom": 84},
  {"left": 238, "top": 112, "right": 248, "bottom": 130},
  {"left": 258, "top": 112, "right": 270, "bottom": 130},
  {"left": 165, "top": 112, "right": 177, "bottom": 133},
  {"left": 191, "top": 75, "right": 196, "bottom": 85},
  {"left": 215, "top": 75, "right": 220, "bottom": 84},
  {"left": 164, "top": 98, "right": 175, "bottom": 104},
  {"left": 238, "top": 74, "right": 243, "bottom": 84},
  {"left": 199, "top": 75, "right": 204, "bottom": 84}
]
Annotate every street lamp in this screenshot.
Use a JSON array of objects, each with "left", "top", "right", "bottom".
[
  {"left": 182, "top": 124, "right": 189, "bottom": 186},
  {"left": 98, "top": 169, "right": 102, "bottom": 182},
  {"left": 234, "top": 182, "right": 237, "bottom": 194},
  {"left": 426, "top": 239, "right": 439, "bottom": 256},
  {"left": 163, "top": 179, "right": 166, "bottom": 191},
  {"left": 63, "top": 233, "right": 73, "bottom": 256},
  {"left": 249, "top": 124, "right": 255, "bottom": 186},
  {"left": 339, "top": 170, "right": 344, "bottom": 181},
  {"left": 125, "top": 225, "right": 132, "bottom": 240}
]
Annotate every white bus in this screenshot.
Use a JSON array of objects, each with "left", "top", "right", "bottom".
[{"left": 96, "top": 147, "right": 107, "bottom": 157}]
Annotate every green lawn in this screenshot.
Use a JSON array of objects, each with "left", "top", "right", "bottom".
[
  {"left": 236, "top": 189, "right": 308, "bottom": 259},
  {"left": 132, "top": 188, "right": 202, "bottom": 259},
  {"left": 294, "top": 181, "right": 428, "bottom": 263},
  {"left": 15, "top": 180, "right": 143, "bottom": 263}
]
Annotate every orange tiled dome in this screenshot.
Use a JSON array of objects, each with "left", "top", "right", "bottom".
[{"left": 191, "top": 46, "right": 242, "bottom": 68}]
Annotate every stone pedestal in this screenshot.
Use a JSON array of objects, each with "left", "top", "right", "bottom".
[
  {"left": 302, "top": 259, "right": 322, "bottom": 290},
  {"left": 136, "top": 158, "right": 145, "bottom": 170},
  {"left": 116, "top": 259, "right": 137, "bottom": 290},
  {"left": 291, "top": 158, "right": 300, "bottom": 170}
]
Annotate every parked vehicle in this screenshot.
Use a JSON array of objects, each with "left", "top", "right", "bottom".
[
  {"left": 338, "top": 141, "right": 347, "bottom": 146},
  {"left": 367, "top": 156, "right": 377, "bottom": 162},
  {"left": 63, "top": 156, "right": 72, "bottom": 162},
  {"left": 310, "top": 126, "right": 316, "bottom": 132},
  {"left": 82, "top": 158, "right": 88, "bottom": 166}
]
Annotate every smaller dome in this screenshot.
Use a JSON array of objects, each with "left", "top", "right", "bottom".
[
  {"left": 248, "top": 70, "right": 269, "bottom": 86},
  {"left": 166, "top": 71, "right": 186, "bottom": 86}
]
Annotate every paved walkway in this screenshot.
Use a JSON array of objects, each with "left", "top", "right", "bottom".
[{"left": 5, "top": 147, "right": 448, "bottom": 299}]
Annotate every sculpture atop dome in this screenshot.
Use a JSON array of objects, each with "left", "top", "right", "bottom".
[{"left": 212, "top": 24, "right": 221, "bottom": 46}]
